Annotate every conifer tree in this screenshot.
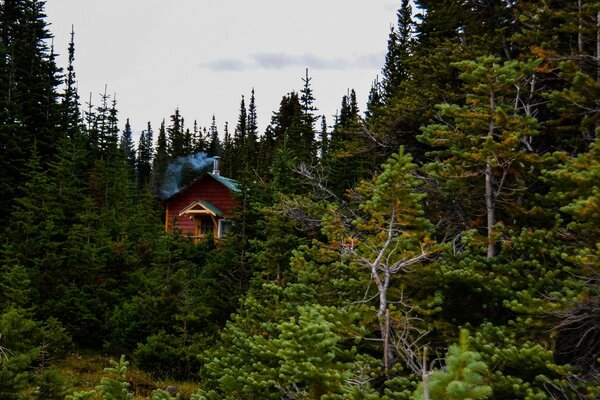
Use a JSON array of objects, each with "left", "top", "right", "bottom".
[
  {"left": 0, "top": 0, "right": 63, "bottom": 222},
  {"left": 61, "top": 25, "right": 81, "bottom": 140},
  {"left": 365, "top": 76, "right": 383, "bottom": 121},
  {"left": 167, "top": 108, "right": 186, "bottom": 157},
  {"left": 234, "top": 95, "right": 247, "bottom": 148},
  {"left": 207, "top": 115, "right": 221, "bottom": 157},
  {"left": 151, "top": 120, "right": 169, "bottom": 196},
  {"left": 91, "top": 88, "right": 119, "bottom": 157},
  {"left": 419, "top": 57, "right": 540, "bottom": 258},
  {"left": 299, "top": 68, "right": 317, "bottom": 158},
  {"left": 382, "top": 0, "right": 413, "bottom": 100},
  {"left": 351, "top": 148, "right": 433, "bottom": 373},
  {"left": 319, "top": 115, "right": 328, "bottom": 158},
  {"left": 119, "top": 118, "right": 136, "bottom": 172},
  {"left": 326, "top": 90, "right": 368, "bottom": 195},
  {"left": 221, "top": 122, "right": 234, "bottom": 177},
  {"left": 137, "top": 122, "right": 153, "bottom": 189},
  {"left": 247, "top": 89, "right": 258, "bottom": 145},
  {"left": 183, "top": 127, "right": 193, "bottom": 154},
  {"left": 107, "top": 96, "right": 120, "bottom": 151},
  {"left": 192, "top": 120, "right": 207, "bottom": 153},
  {"left": 414, "top": 330, "right": 492, "bottom": 400}
]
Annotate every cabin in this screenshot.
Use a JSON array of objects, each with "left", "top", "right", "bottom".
[{"left": 164, "top": 157, "right": 239, "bottom": 242}]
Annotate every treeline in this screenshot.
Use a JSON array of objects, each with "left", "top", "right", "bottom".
[{"left": 1, "top": 0, "right": 600, "bottom": 399}]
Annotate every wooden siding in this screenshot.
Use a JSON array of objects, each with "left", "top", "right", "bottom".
[{"left": 165, "top": 175, "right": 238, "bottom": 237}]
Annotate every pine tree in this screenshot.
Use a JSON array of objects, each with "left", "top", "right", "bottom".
[
  {"left": 246, "top": 89, "right": 259, "bottom": 171},
  {"left": 151, "top": 120, "right": 169, "bottom": 196},
  {"left": 207, "top": 115, "right": 221, "bottom": 157},
  {"left": 247, "top": 89, "right": 258, "bottom": 146},
  {"left": 233, "top": 95, "right": 248, "bottom": 176},
  {"left": 192, "top": 120, "right": 207, "bottom": 153},
  {"left": 167, "top": 108, "right": 186, "bottom": 157},
  {"left": 326, "top": 90, "right": 368, "bottom": 195},
  {"left": 183, "top": 127, "right": 193, "bottom": 154},
  {"left": 381, "top": 0, "right": 413, "bottom": 100},
  {"left": 221, "top": 122, "right": 233, "bottom": 177},
  {"left": 136, "top": 122, "right": 153, "bottom": 189},
  {"left": 365, "top": 76, "right": 383, "bottom": 121},
  {"left": 419, "top": 57, "right": 540, "bottom": 258},
  {"left": 119, "top": 118, "right": 136, "bottom": 172},
  {"left": 299, "top": 68, "right": 317, "bottom": 159},
  {"left": 414, "top": 330, "right": 492, "bottom": 400},
  {"left": 91, "top": 88, "right": 119, "bottom": 157},
  {"left": 351, "top": 148, "right": 434, "bottom": 373},
  {"left": 235, "top": 95, "right": 247, "bottom": 148},
  {"left": 319, "top": 115, "right": 328, "bottom": 158},
  {"left": 61, "top": 25, "right": 81, "bottom": 140},
  {"left": 0, "top": 0, "right": 63, "bottom": 223},
  {"left": 415, "top": 0, "right": 516, "bottom": 59}
]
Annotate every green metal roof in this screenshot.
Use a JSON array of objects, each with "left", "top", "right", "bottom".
[
  {"left": 208, "top": 173, "right": 240, "bottom": 192},
  {"left": 196, "top": 200, "right": 224, "bottom": 216}
]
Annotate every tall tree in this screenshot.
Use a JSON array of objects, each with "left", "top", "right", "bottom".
[
  {"left": 207, "top": 115, "right": 221, "bottom": 157},
  {"left": 136, "top": 122, "right": 153, "bottom": 189},
  {"left": 167, "top": 108, "right": 186, "bottom": 157},
  {"left": 299, "top": 69, "right": 317, "bottom": 159},
  {"left": 151, "top": 119, "right": 169, "bottom": 197},
  {"left": 319, "top": 115, "right": 328, "bottom": 158},
  {"left": 382, "top": 0, "right": 414, "bottom": 100},
  {"left": 61, "top": 25, "right": 81, "bottom": 140},
  {"left": 247, "top": 89, "right": 258, "bottom": 146},
  {"left": 351, "top": 148, "right": 433, "bottom": 373},
  {"left": 119, "top": 118, "right": 136, "bottom": 172},
  {"left": 221, "top": 122, "right": 233, "bottom": 177},
  {"left": 419, "top": 57, "right": 540, "bottom": 258},
  {"left": 0, "top": 0, "right": 62, "bottom": 223}
]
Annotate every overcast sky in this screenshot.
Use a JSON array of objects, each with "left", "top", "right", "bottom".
[{"left": 44, "top": 1, "right": 400, "bottom": 139}]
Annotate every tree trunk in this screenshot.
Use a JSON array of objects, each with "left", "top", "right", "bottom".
[
  {"left": 597, "top": 10, "right": 600, "bottom": 82},
  {"left": 383, "top": 308, "right": 391, "bottom": 374},
  {"left": 485, "top": 160, "right": 496, "bottom": 258},
  {"left": 422, "top": 346, "right": 430, "bottom": 400},
  {"left": 579, "top": 0, "right": 584, "bottom": 54},
  {"left": 378, "top": 278, "right": 392, "bottom": 374}
]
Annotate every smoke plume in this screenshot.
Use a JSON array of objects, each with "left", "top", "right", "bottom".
[{"left": 161, "top": 152, "right": 213, "bottom": 199}]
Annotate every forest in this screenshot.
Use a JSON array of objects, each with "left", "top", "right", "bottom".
[{"left": 1, "top": 0, "right": 599, "bottom": 399}]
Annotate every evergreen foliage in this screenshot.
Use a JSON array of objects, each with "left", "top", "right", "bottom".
[
  {"left": 414, "top": 330, "right": 492, "bottom": 400},
  {"left": 0, "top": 1, "right": 599, "bottom": 398}
]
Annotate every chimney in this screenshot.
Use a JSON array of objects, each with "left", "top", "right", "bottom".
[{"left": 212, "top": 156, "right": 221, "bottom": 176}]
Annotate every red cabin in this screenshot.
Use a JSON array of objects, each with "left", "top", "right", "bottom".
[{"left": 164, "top": 157, "right": 239, "bottom": 242}]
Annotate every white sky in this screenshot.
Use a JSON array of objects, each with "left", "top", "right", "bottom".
[{"left": 44, "top": 1, "right": 399, "bottom": 140}]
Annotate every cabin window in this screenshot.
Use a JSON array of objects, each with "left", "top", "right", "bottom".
[
  {"left": 197, "top": 216, "right": 214, "bottom": 236},
  {"left": 218, "top": 219, "right": 232, "bottom": 238}
]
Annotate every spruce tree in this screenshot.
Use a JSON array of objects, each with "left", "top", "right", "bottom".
[
  {"left": 167, "top": 108, "right": 186, "bottom": 157},
  {"left": 192, "top": 119, "right": 207, "bottom": 153},
  {"left": 0, "top": 0, "right": 63, "bottom": 223},
  {"left": 207, "top": 115, "right": 221, "bottom": 157},
  {"left": 136, "top": 122, "right": 153, "bottom": 189},
  {"left": 221, "top": 122, "right": 233, "bottom": 177},
  {"left": 382, "top": 0, "right": 413, "bottom": 100},
  {"left": 119, "top": 118, "right": 136, "bottom": 172},
  {"left": 61, "top": 25, "right": 81, "bottom": 140},
  {"left": 151, "top": 120, "right": 169, "bottom": 197},
  {"left": 365, "top": 76, "right": 383, "bottom": 121},
  {"left": 233, "top": 95, "right": 248, "bottom": 176},
  {"left": 247, "top": 89, "right": 258, "bottom": 145},
  {"left": 299, "top": 68, "right": 317, "bottom": 159},
  {"left": 319, "top": 115, "right": 328, "bottom": 158}
]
